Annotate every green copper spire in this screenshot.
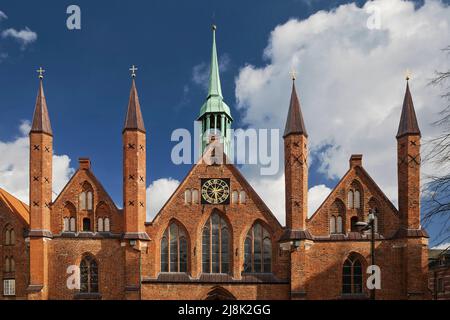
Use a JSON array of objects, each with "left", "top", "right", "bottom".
[
  {"left": 198, "top": 25, "right": 233, "bottom": 157},
  {"left": 208, "top": 25, "right": 223, "bottom": 98}
]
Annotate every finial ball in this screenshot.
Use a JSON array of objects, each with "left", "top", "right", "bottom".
[{"left": 212, "top": 24, "right": 217, "bottom": 31}]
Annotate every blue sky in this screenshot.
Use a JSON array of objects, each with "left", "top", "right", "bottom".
[{"left": 0, "top": 0, "right": 449, "bottom": 246}]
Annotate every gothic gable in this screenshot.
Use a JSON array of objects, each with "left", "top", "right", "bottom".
[
  {"left": 50, "top": 165, "right": 121, "bottom": 235},
  {"left": 307, "top": 159, "right": 399, "bottom": 238}
]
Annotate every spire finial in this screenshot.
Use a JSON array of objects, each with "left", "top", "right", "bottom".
[
  {"left": 36, "top": 67, "right": 45, "bottom": 80},
  {"left": 129, "top": 65, "right": 138, "bottom": 78},
  {"left": 290, "top": 68, "right": 297, "bottom": 81},
  {"left": 405, "top": 68, "right": 411, "bottom": 81},
  {"left": 212, "top": 24, "right": 217, "bottom": 31}
]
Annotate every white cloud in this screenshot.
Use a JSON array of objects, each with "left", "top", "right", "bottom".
[
  {"left": 0, "top": 11, "right": 7, "bottom": 20},
  {"left": 0, "top": 121, "right": 74, "bottom": 203},
  {"left": 249, "top": 173, "right": 331, "bottom": 224},
  {"left": 2, "top": 26, "right": 37, "bottom": 48},
  {"left": 146, "top": 178, "right": 180, "bottom": 221},
  {"left": 432, "top": 242, "right": 450, "bottom": 250},
  {"left": 192, "top": 53, "right": 231, "bottom": 90},
  {"left": 308, "top": 184, "right": 332, "bottom": 217},
  {"left": 235, "top": 0, "right": 450, "bottom": 213}
]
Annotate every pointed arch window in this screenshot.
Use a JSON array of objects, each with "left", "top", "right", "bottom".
[
  {"left": 63, "top": 217, "right": 70, "bottom": 232},
  {"left": 79, "top": 192, "right": 86, "bottom": 210},
  {"left": 192, "top": 189, "right": 199, "bottom": 204},
  {"left": 231, "top": 191, "right": 239, "bottom": 204},
  {"left": 330, "top": 216, "right": 336, "bottom": 234},
  {"left": 239, "top": 191, "right": 246, "bottom": 204},
  {"left": 202, "top": 213, "right": 230, "bottom": 274},
  {"left": 184, "top": 189, "right": 192, "bottom": 204},
  {"left": 342, "top": 255, "right": 363, "bottom": 294},
  {"left": 70, "top": 217, "right": 76, "bottom": 232},
  {"left": 243, "top": 223, "right": 272, "bottom": 273},
  {"left": 87, "top": 191, "right": 93, "bottom": 210},
  {"left": 4, "top": 257, "right": 10, "bottom": 272},
  {"left": 354, "top": 190, "right": 361, "bottom": 209},
  {"left": 160, "top": 223, "right": 188, "bottom": 273},
  {"left": 347, "top": 191, "right": 354, "bottom": 209},
  {"left": 80, "top": 255, "right": 98, "bottom": 293},
  {"left": 336, "top": 216, "right": 343, "bottom": 233},
  {"left": 97, "top": 218, "right": 104, "bottom": 232},
  {"left": 104, "top": 218, "right": 110, "bottom": 232},
  {"left": 4, "top": 226, "right": 15, "bottom": 246}
]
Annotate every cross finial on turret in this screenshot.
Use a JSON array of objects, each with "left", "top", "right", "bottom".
[
  {"left": 36, "top": 67, "right": 45, "bottom": 80},
  {"left": 129, "top": 65, "right": 138, "bottom": 78},
  {"left": 290, "top": 68, "right": 297, "bottom": 81},
  {"left": 405, "top": 68, "right": 411, "bottom": 81}
]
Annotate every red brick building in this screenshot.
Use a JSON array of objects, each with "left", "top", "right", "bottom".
[
  {"left": 0, "top": 27, "right": 430, "bottom": 300},
  {"left": 429, "top": 247, "right": 450, "bottom": 300}
]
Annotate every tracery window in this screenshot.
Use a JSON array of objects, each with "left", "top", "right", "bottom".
[
  {"left": 342, "top": 255, "right": 363, "bottom": 294},
  {"left": 202, "top": 213, "right": 230, "bottom": 274},
  {"left": 243, "top": 223, "right": 272, "bottom": 273},
  {"left": 160, "top": 223, "right": 188, "bottom": 273},
  {"left": 80, "top": 255, "right": 98, "bottom": 293}
]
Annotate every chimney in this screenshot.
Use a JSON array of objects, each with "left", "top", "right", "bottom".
[
  {"left": 349, "top": 154, "right": 362, "bottom": 168},
  {"left": 79, "top": 158, "right": 91, "bottom": 170}
]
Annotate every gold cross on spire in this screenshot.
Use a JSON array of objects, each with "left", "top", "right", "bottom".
[
  {"left": 290, "top": 68, "right": 297, "bottom": 81},
  {"left": 129, "top": 65, "right": 138, "bottom": 78},
  {"left": 36, "top": 67, "right": 45, "bottom": 80},
  {"left": 405, "top": 68, "right": 412, "bottom": 81}
]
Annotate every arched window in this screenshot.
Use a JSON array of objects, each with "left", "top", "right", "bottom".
[
  {"left": 4, "top": 257, "right": 10, "bottom": 272},
  {"left": 63, "top": 217, "right": 69, "bottom": 232},
  {"left": 337, "top": 216, "right": 343, "bottom": 233},
  {"left": 10, "top": 257, "right": 15, "bottom": 272},
  {"left": 243, "top": 223, "right": 272, "bottom": 273},
  {"left": 10, "top": 230, "right": 15, "bottom": 245},
  {"left": 87, "top": 191, "right": 93, "bottom": 210},
  {"left": 202, "top": 213, "right": 230, "bottom": 274},
  {"left": 354, "top": 190, "right": 361, "bottom": 209},
  {"left": 160, "top": 223, "right": 188, "bottom": 273},
  {"left": 104, "top": 218, "right": 110, "bottom": 232},
  {"left": 330, "top": 216, "right": 336, "bottom": 234},
  {"left": 184, "top": 189, "right": 192, "bottom": 204},
  {"left": 80, "top": 255, "right": 98, "bottom": 293},
  {"left": 239, "top": 191, "right": 246, "bottom": 204},
  {"left": 70, "top": 217, "right": 76, "bottom": 232},
  {"left": 231, "top": 191, "right": 238, "bottom": 204},
  {"left": 97, "top": 218, "right": 104, "bottom": 232},
  {"left": 342, "top": 255, "right": 363, "bottom": 294},
  {"left": 83, "top": 218, "right": 91, "bottom": 232},
  {"left": 4, "top": 229, "right": 10, "bottom": 245},
  {"left": 347, "top": 191, "right": 354, "bottom": 209},
  {"left": 192, "top": 189, "right": 199, "bottom": 204},
  {"left": 79, "top": 192, "right": 86, "bottom": 210}
]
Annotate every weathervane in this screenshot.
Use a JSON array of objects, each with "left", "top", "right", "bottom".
[
  {"left": 36, "top": 67, "right": 45, "bottom": 80},
  {"left": 290, "top": 68, "right": 297, "bottom": 81},
  {"left": 129, "top": 65, "right": 138, "bottom": 78}
]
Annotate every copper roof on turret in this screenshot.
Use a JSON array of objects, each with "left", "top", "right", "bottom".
[
  {"left": 123, "top": 78, "right": 146, "bottom": 133},
  {"left": 283, "top": 80, "right": 307, "bottom": 138},
  {"left": 30, "top": 79, "right": 53, "bottom": 136},
  {"left": 396, "top": 80, "right": 421, "bottom": 138}
]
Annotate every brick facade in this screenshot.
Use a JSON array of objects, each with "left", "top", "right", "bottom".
[{"left": 0, "top": 54, "right": 431, "bottom": 300}]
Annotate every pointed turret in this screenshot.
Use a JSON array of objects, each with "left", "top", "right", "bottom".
[
  {"left": 396, "top": 80, "right": 421, "bottom": 138},
  {"left": 283, "top": 81, "right": 307, "bottom": 138},
  {"left": 207, "top": 25, "right": 223, "bottom": 99},
  {"left": 28, "top": 68, "right": 53, "bottom": 299},
  {"left": 283, "top": 76, "right": 309, "bottom": 232},
  {"left": 123, "top": 78, "right": 146, "bottom": 133},
  {"left": 397, "top": 77, "right": 421, "bottom": 230},
  {"left": 198, "top": 25, "right": 233, "bottom": 157},
  {"left": 30, "top": 77, "right": 53, "bottom": 136}
]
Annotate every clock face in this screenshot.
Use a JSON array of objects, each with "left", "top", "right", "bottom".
[{"left": 201, "top": 178, "right": 230, "bottom": 205}]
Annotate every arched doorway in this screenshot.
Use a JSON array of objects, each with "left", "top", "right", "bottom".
[{"left": 205, "top": 286, "right": 236, "bottom": 300}]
